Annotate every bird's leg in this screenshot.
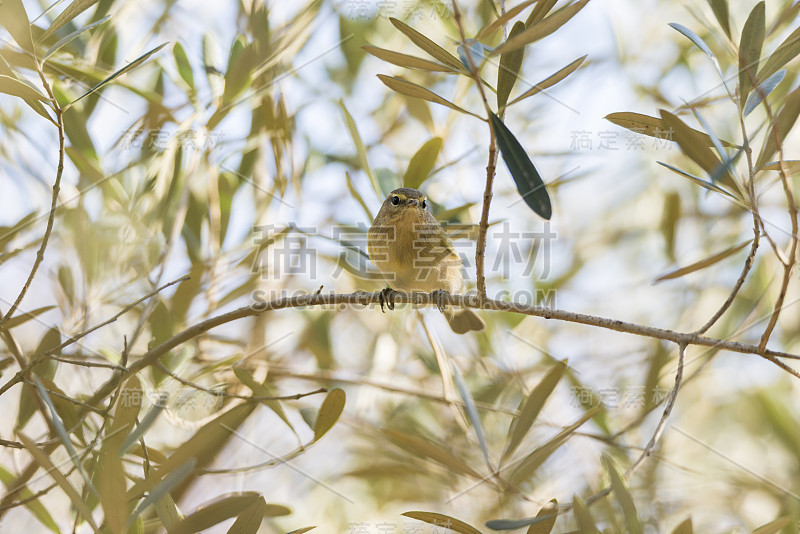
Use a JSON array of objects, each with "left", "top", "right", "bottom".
[
  {"left": 430, "top": 289, "right": 449, "bottom": 314},
  {"left": 379, "top": 287, "right": 398, "bottom": 312}
]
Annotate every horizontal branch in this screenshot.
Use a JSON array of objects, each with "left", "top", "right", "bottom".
[{"left": 81, "top": 291, "right": 798, "bottom": 412}]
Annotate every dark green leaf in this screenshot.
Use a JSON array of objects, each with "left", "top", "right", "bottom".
[
  {"left": 738, "top": 2, "right": 765, "bottom": 109},
  {"left": 490, "top": 112, "right": 551, "bottom": 219},
  {"left": 497, "top": 21, "right": 526, "bottom": 110}
]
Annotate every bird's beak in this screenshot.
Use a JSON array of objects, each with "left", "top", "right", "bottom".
[{"left": 407, "top": 199, "right": 419, "bottom": 207}]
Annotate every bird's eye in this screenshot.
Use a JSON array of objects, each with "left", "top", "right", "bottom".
[
  {"left": 421, "top": 200, "right": 427, "bottom": 209},
  {"left": 391, "top": 195, "right": 400, "bottom": 206}
]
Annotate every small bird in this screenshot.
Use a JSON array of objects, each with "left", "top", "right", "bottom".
[{"left": 368, "top": 187, "right": 485, "bottom": 334}]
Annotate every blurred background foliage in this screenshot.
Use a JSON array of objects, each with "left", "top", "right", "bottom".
[{"left": 0, "top": 0, "right": 800, "bottom": 532}]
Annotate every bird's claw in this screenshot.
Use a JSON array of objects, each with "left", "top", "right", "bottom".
[
  {"left": 431, "top": 290, "right": 449, "bottom": 313},
  {"left": 379, "top": 287, "right": 397, "bottom": 312}
]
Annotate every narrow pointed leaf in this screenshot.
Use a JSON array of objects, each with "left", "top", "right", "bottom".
[
  {"left": 172, "top": 493, "right": 262, "bottom": 534},
  {"left": 527, "top": 499, "right": 558, "bottom": 534},
  {"left": 572, "top": 495, "right": 599, "bottom": 533},
  {"left": 744, "top": 69, "right": 785, "bottom": 116},
  {"left": 339, "top": 99, "right": 380, "bottom": 196},
  {"left": 656, "top": 161, "right": 738, "bottom": 199},
  {"left": 0, "top": 75, "right": 48, "bottom": 101},
  {"left": 97, "top": 450, "right": 127, "bottom": 534},
  {"left": 382, "top": 428, "right": 482, "bottom": 478},
  {"left": 388, "top": 18, "right": 466, "bottom": 72},
  {"left": 654, "top": 240, "right": 750, "bottom": 282},
  {"left": 762, "top": 160, "right": 800, "bottom": 174},
  {"left": 452, "top": 363, "right": 490, "bottom": 468},
  {"left": 708, "top": 0, "right": 730, "bottom": 39},
  {"left": 0, "top": 465, "right": 59, "bottom": 533},
  {"left": 40, "top": 0, "right": 101, "bottom": 42},
  {"left": 669, "top": 23, "right": 716, "bottom": 59},
  {"left": 756, "top": 26, "right": 800, "bottom": 84},
  {"left": 363, "top": 45, "right": 455, "bottom": 73},
  {"left": 286, "top": 528, "right": 316, "bottom": 534},
  {"left": 605, "top": 112, "right": 736, "bottom": 147},
  {"left": 403, "top": 137, "right": 443, "bottom": 189},
  {"left": 4, "top": 306, "right": 57, "bottom": 329},
  {"left": 502, "top": 361, "right": 566, "bottom": 463},
  {"left": 43, "top": 16, "right": 111, "bottom": 60},
  {"left": 526, "top": 0, "right": 558, "bottom": 25},
  {"left": 755, "top": 84, "right": 800, "bottom": 170},
  {"left": 16, "top": 432, "right": 100, "bottom": 532},
  {"left": 234, "top": 367, "right": 296, "bottom": 436},
  {"left": 0, "top": 0, "right": 34, "bottom": 52},
  {"left": 377, "top": 75, "right": 483, "bottom": 120},
  {"left": 671, "top": 517, "right": 694, "bottom": 534},
  {"left": 478, "top": 0, "right": 539, "bottom": 38},
  {"left": 402, "top": 511, "right": 481, "bottom": 534},
  {"left": 659, "top": 110, "right": 724, "bottom": 176},
  {"left": 508, "top": 55, "right": 586, "bottom": 106},
  {"left": 345, "top": 171, "right": 374, "bottom": 222},
  {"left": 154, "top": 493, "right": 182, "bottom": 531},
  {"left": 738, "top": 2, "right": 765, "bottom": 108},
  {"left": 70, "top": 42, "right": 168, "bottom": 106},
  {"left": 120, "top": 395, "right": 164, "bottom": 455},
  {"left": 753, "top": 517, "right": 793, "bottom": 534},
  {"left": 603, "top": 455, "right": 642, "bottom": 534},
  {"left": 314, "top": 388, "right": 345, "bottom": 441},
  {"left": 173, "top": 42, "right": 195, "bottom": 90},
  {"left": 228, "top": 497, "right": 267, "bottom": 534},
  {"left": 497, "top": 21, "right": 526, "bottom": 109},
  {"left": 494, "top": 0, "right": 591, "bottom": 54},
  {"left": 490, "top": 112, "right": 551, "bottom": 219},
  {"left": 509, "top": 407, "right": 600, "bottom": 486},
  {"left": 129, "top": 460, "right": 196, "bottom": 526}
]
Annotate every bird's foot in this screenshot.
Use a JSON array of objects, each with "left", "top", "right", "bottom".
[
  {"left": 379, "top": 287, "right": 398, "bottom": 312},
  {"left": 431, "top": 289, "right": 450, "bottom": 314}
]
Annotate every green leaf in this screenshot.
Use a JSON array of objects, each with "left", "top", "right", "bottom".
[
  {"left": 0, "top": 75, "right": 48, "bottom": 101},
  {"left": 478, "top": 0, "right": 539, "bottom": 38},
  {"left": 388, "top": 18, "right": 466, "bottom": 73},
  {"left": 40, "top": 0, "right": 101, "bottom": 43},
  {"left": 314, "top": 388, "right": 345, "bottom": 441},
  {"left": 0, "top": 0, "right": 34, "bottom": 52},
  {"left": 70, "top": 42, "right": 168, "bottom": 106},
  {"left": 363, "top": 45, "right": 455, "bottom": 72},
  {"left": 345, "top": 171, "right": 374, "bottom": 222},
  {"left": 402, "top": 511, "right": 481, "bottom": 534},
  {"left": 654, "top": 240, "right": 750, "bottom": 282},
  {"left": 153, "top": 493, "right": 182, "bottom": 531},
  {"left": 527, "top": 499, "right": 558, "bottom": 534},
  {"left": 502, "top": 361, "right": 566, "bottom": 463},
  {"left": 16, "top": 432, "right": 99, "bottom": 532},
  {"left": 340, "top": 99, "right": 381, "bottom": 197},
  {"left": 43, "top": 16, "right": 111, "bottom": 60},
  {"left": 572, "top": 495, "right": 599, "bottom": 533},
  {"left": 497, "top": 21, "right": 526, "bottom": 110},
  {"left": 756, "top": 25, "right": 800, "bottom": 85},
  {"left": 377, "top": 75, "right": 483, "bottom": 120},
  {"left": 172, "top": 493, "right": 264, "bottom": 534},
  {"left": 403, "top": 137, "right": 443, "bottom": 189},
  {"left": 97, "top": 450, "right": 127, "bottom": 534},
  {"left": 656, "top": 161, "right": 738, "bottom": 199},
  {"left": 753, "top": 517, "right": 793, "bottom": 534},
  {"left": 738, "top": 2, "right": 765, "bottom": 109},
  {"left": 658, "top": 110, "right": 726, "bottom": 179},
  {"left": 509, "top": 406, "right": 599, "bottom": 486},
  {"left": 744, "top": 69, "right": 785, "bottom": 116},
  {"left": 382, "top": 428, "right": 482, "bottom": 478},
  {"left": 762, "top": 160, "right": 800, "bottom": 174},
  {"left": 451, "top": 363, "right": 490, "bottom": 468},
  {"left": 605, "top": 112, "right": 736, "bottom": 147},
  {"left": 173, "top": 42, "right": 195, "bottom": 91},
  {"left": 221, "top": 39, "right": 257, "bottom": 105},
  {"left": 0, "top": 465, "right": 60, "bottom": 533},
  {"left": 129, "top": 460, "right": 196, "bottom": 526},
  {"left": 3, "top": 305, "right": 58, "bottom": 329},
  {"left": 490, "top": 112, "right": 551, "bottom": 219},
  {"left": 603, "top": 455, "right": 642, "bottom": 534},
  {"left": 708, "top": 0, "right": 730, "bottom": 39},
  {"left": 755, "top": 83, "right": 800, "bottom": 170},
  {"left": 227, "top": 497, "right": 267, "bottom": 534},
  {"left": 234, "top": 367, "right": 296, "bottom": 436},
  {"left": 494, "top": 0, "right": 591, "bottom": 54},
  {"left": 525, "top": 0, "right": 558, "bottom": 25},
  {"left": 508, "top": 55, "right": 586, "bottom": 107},
  {"left": 670, "top": 517, "right": 694, "bottom": 534}
]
